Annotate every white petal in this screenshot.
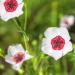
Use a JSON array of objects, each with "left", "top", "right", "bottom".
[
  {"left": 12, "top": 63, "right": 22, "bottom": 71},
  {"left": 7, "top": 44, "right": 25, "bottom": 56},
  {"left": 41, "top": 38, "right": 53, "bottom": 55},
  {"left": 67, "top": 16, "right": 74, "bottom": 25},
  {"left": 16, "top": 0, "right": 23, "bottom": 4},
  {"left": 0, "top": 0, "right": 23, "bottom": 4},
  {"left": 44, "top": 27, "right": 70, "bottom": 41},
  {"left": 57, "top": 27, "right": 71, "bottom": 41},
  {"left": 0, "top": 3, "right": 24, "bottom": 21},
  {"left": 12, "top": 44, "right": 25, "bottom": 52},
  {"left": 62, "top": 41, "right": 73, "bottom": 56},
  {"left": 0, "top": 4, "right": 6, "bottom": 17},
  {"left": 0, "top": 0, "right": 5, "bottom": 3},
  {"left": 60, "top": 15, "right": 74, "bottom": 28},
  {"left": 5, "top": 55, "right": 15, "bottom": 65},
  {"left": 24, "top": 51, "right": 33, "bottom": 61},
  {"left": 51, "top": 50, "right": 63, "bottom": 60},
  {"left": 44, "top": 27, "right": 59, "bottom": 39}
]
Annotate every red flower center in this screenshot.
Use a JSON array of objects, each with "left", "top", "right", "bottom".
[
  {"left": 4, "top": 0, "right": 18, "bottom": 12},
  {"left": 51, "top": 36, "right": 65, "bottom": 50},
  {"left": 13, "top": 52, "right": 25, "bottom": 63},
  {"left": 64, "top": 20, "right": 68, "bottom": 25}
]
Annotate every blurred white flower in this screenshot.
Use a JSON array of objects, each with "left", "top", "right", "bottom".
[
  {"left": 41, "top": 27, "right": 72, "bottom": 60},
  {"left": 60, "top": 15, "right": 74, "bottom": 28},
  {"left": 5, "top": 44, "right": 32, "bottom": 71},
  {"left": 0, "top": 0, "right": 24, "bottom": 21}
]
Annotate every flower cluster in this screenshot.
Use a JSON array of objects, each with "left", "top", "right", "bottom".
[
  {"left": 0, "top": 0, "right": 24, "bottom": 21},
  {"left": 41, "top": 15, "right": 74, "bottom": 60},
  {"left": 0, "top": 0, "right": 74, "bottom": 71}
]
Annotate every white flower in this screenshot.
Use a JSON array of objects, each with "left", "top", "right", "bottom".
[
  {"left": 60, "top": 15, "right": 74, "bottom": 28},
  {"left": 41, "top": 27, "right": 72, "bottom": 60},
  {"left": 0, "top": 0, "right": 24, "bottom": 21},
  {"left": 5, "top": 44, "right": 32, "bottom": 71}
]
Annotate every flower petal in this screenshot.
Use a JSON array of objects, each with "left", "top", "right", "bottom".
[
  {"left": 24, "top": 51, "right": 33, "bottom": 61},
  {"left": 51, "top": 50, "right": 63, "bottom": 60},
  {"left": 12, "top": 63, "right": 22, "bottom": 71},
  {"left": 41, "top": 38, "right": 53, "bottom": 55},
  {"left": 60, "top": 15, "right": 74, "bottom": 28},
  {"left": 16, "top": 0, "right": 23, "bottom": 4},
  {"left": 7, "top": 44, "right": 25, "bottom": 56},
  {"left": 62, "top": 41, "right": 73, "bottom": 56},
  {"left": 44, "top": 27, "right": 70, "bottom": 41},
  {"left": 5, "top": 55, "right": 15, "bottom": 65}
]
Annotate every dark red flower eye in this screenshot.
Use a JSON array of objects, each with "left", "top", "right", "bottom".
[
  {"left": 51, "top": 35, "right": 65, "bottom": 50},
  {"left": 64, "top": 20, "right": 69, "bottom": 25},
  {"left": 13, "top": 52, "right": 25, "bottom": 63},
  {"left": 4, "top": 0, "right": 18, "bottom": 12}
]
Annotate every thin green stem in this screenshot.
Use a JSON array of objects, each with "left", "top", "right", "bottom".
[
  {"left": 24, "top": 3, "right": 27, "bottom": 31},
  {"left": 0, "top": 54, "right": 5, "bottom": 59},
  {"left": 61, "top": 57, "right": 68, "bottom": 75},
  {"left": 13, "top": 19, "right": 23, "bottom": 32},
  {"left": 23, "top": 3, "right": 30, "bottom": 50},
  {"left": 23, "top": 32, "right": 29, "bottom": 50}
]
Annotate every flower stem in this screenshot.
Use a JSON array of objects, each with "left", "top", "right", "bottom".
[
  {"left": 61, "top": 57, "right": 68, "bottom": 75},
  {"left": 23, "top": 32, "right": 29, "bottom": 50},
  {"left": 13, "top": 19, "right": 23, "bottom": 32},
  {"left": 0, "top": 54, "right": 5, "bottom": 59},
  {"left": 24, "top": 3, "right": 27, "bottom": 31},
  {"left": 23, "top": 3, "right": 30, "bottom": 50}
]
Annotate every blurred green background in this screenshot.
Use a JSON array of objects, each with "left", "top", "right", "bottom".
[{"left": 0, "top": 0, "right": 75, "bottom": 75}]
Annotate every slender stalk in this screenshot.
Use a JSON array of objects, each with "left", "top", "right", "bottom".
[
  {"left": 0, "top": 54, "right": 5, "bottom": 59},
  {"left": 24, "top": 3, "right": 27, "bottom": 31},
  {"left": 13, "top": 19, "right": 23, "bottom": 32},
  {"left": 61, "top": 57, "right": 68, "bottom": 75},
  {"left": 23, "top": 3, "right": 30, "bottom": 51},
  {"left": 23, "top": 33, "right": 29, "bottom": 50}
]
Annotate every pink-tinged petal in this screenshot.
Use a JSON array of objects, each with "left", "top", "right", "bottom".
[
  {"left": 41, "top": 38, "right": 53, "bottom": 55},
  {"left": 7, "top": 44, "right": 25, "bottom": 56},
  {"left": 44, "top": 27, "right": 70, "bottom": 41},
  {"left": 60, "top": 15, "right": 74, "bottom": 28},
  {"left": 12, "top": 63, "right": 22, "bottom": 71},
  {"left": 24, "top": 51, "right": 33, "bottom": 61}
]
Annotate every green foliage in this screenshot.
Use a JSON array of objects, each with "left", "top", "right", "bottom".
[{"left": 0, "top": 0, "right": 75, "bottom": 75}]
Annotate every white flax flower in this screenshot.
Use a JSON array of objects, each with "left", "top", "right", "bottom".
[
  {"left": 5, "top": 44, "right": 32, "bottom": 70},
  {"left": 41, "top": 27, "right": 72, "bottom": 60},
  {"left": 0, "top": 0, "right": 24, "bottom": 21}
]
